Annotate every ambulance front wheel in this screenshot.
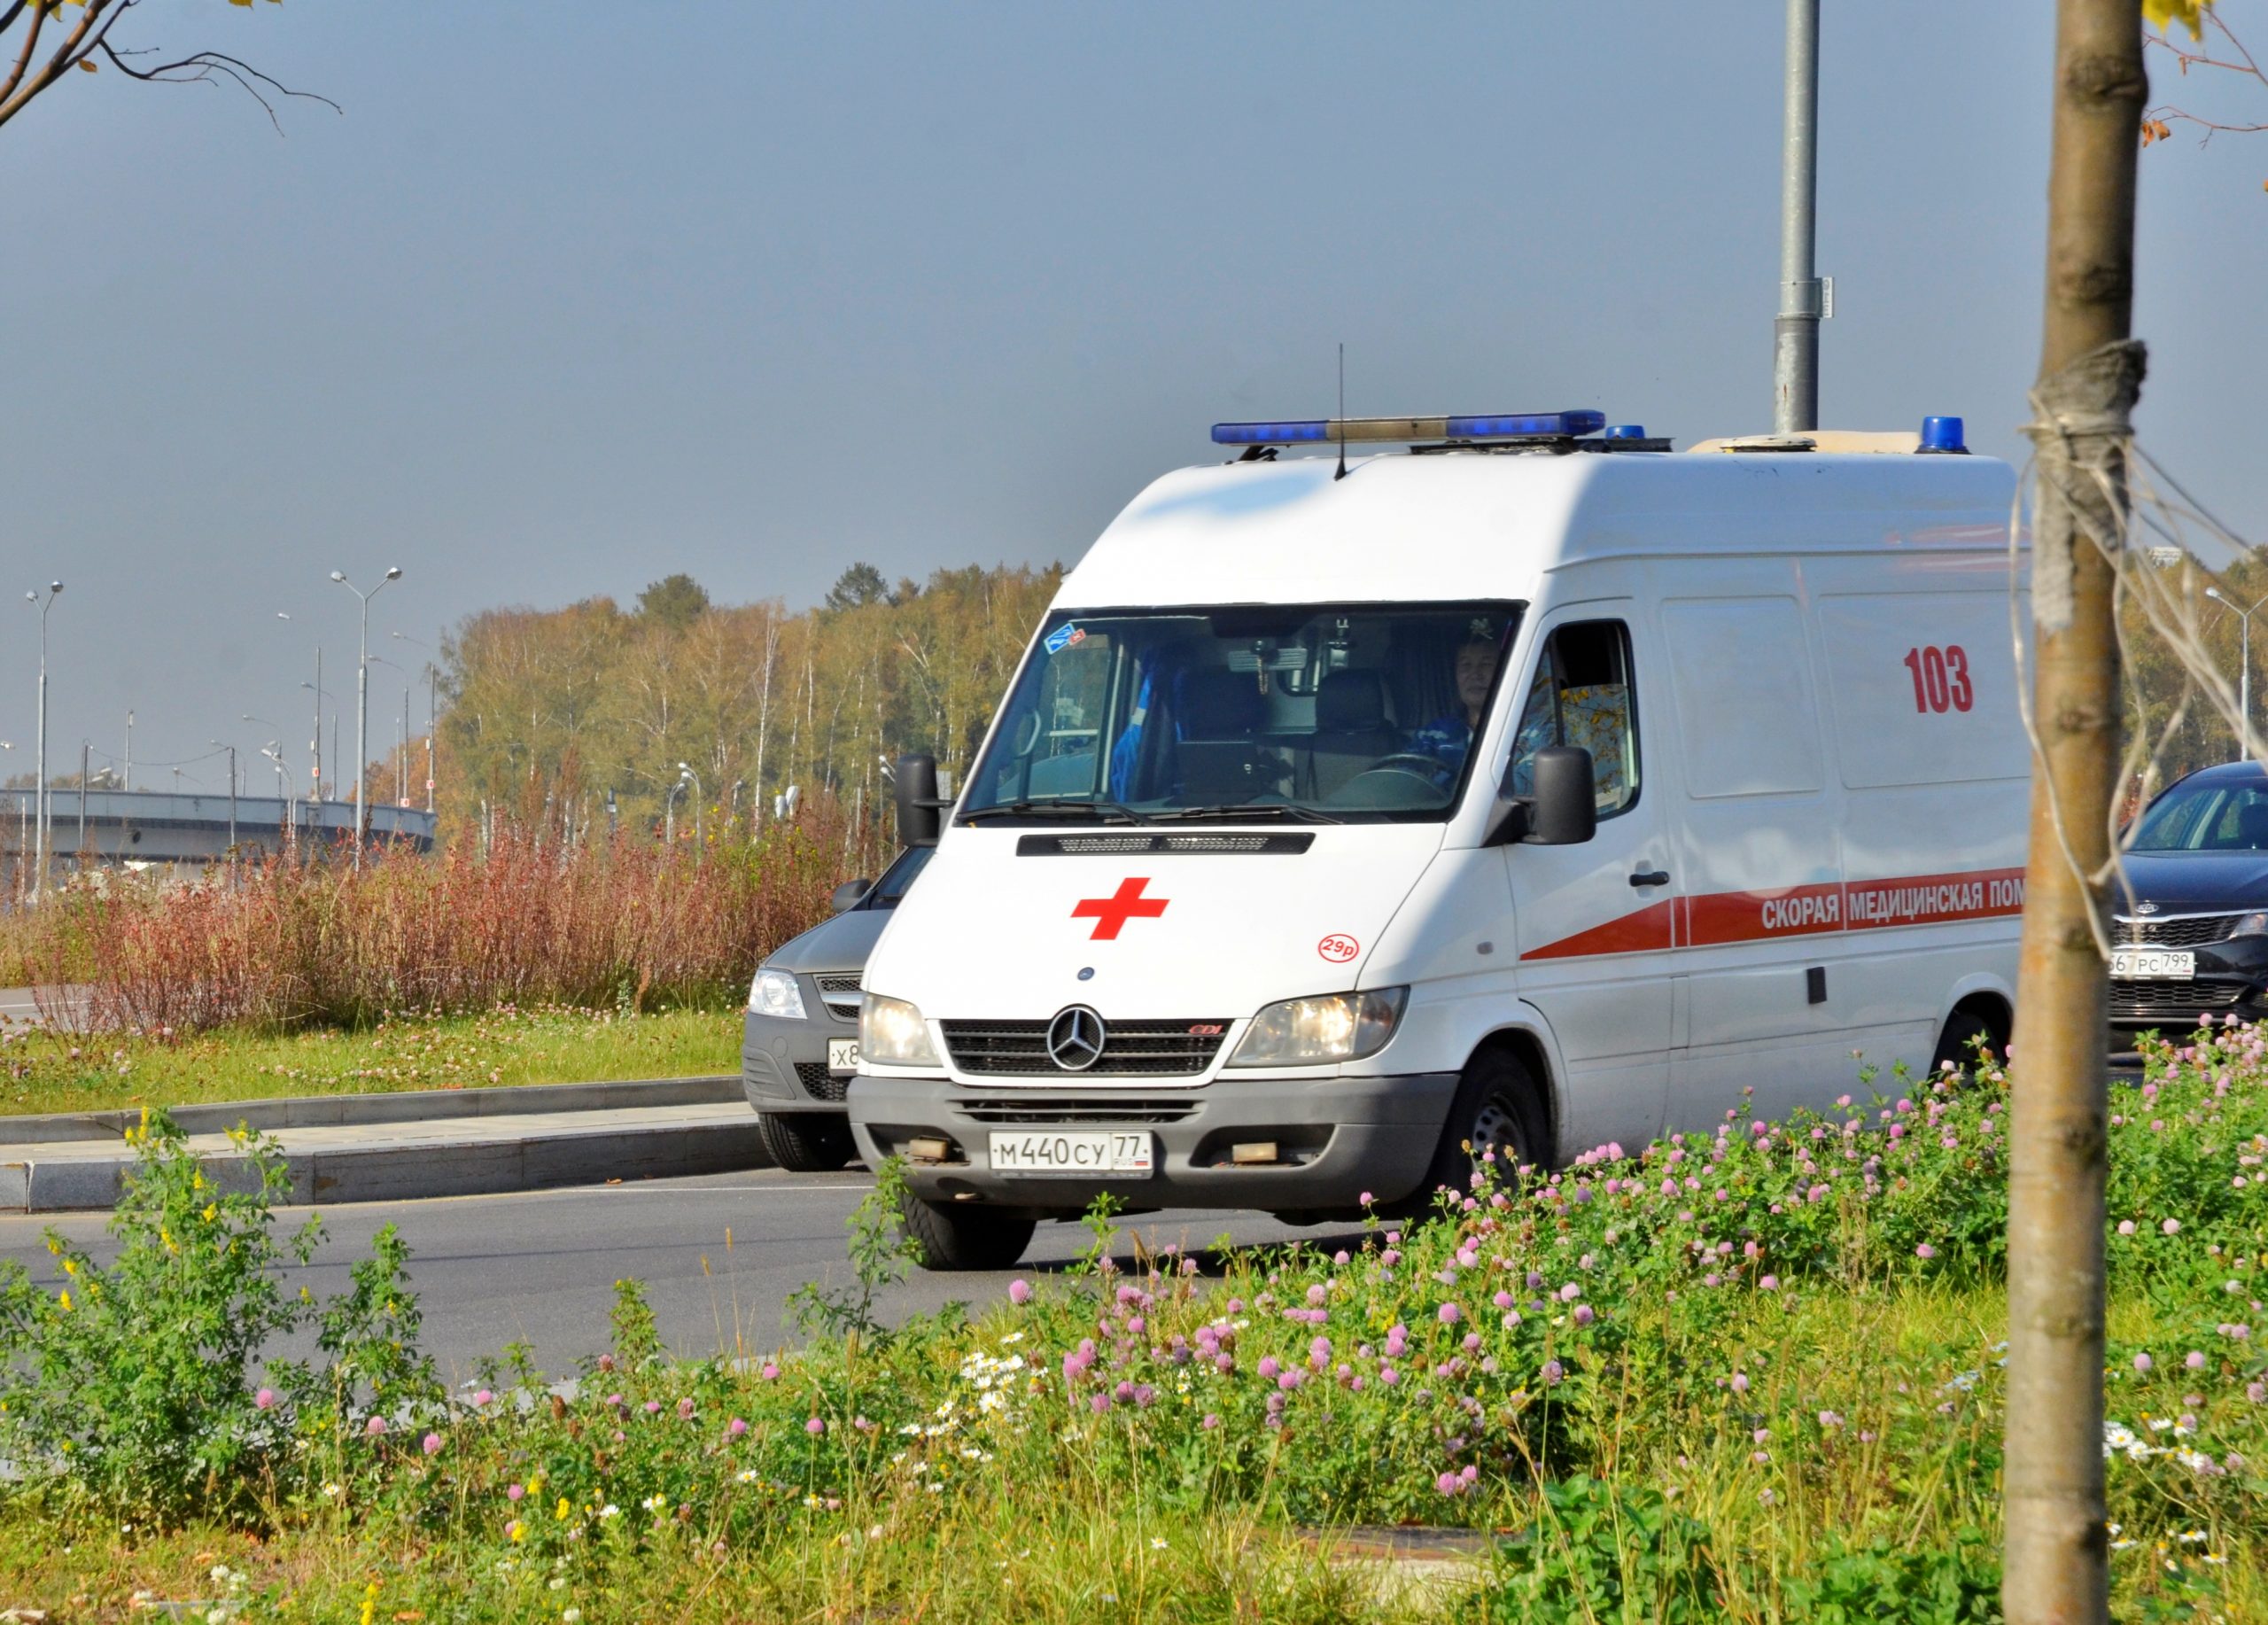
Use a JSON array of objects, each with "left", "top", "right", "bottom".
[
  {"left": 1416, "top": 1046, "right": 1551, "bottom": 1206},
  {"left": 897, "top": 1192, "right": 1037, "bottom": 1271}
]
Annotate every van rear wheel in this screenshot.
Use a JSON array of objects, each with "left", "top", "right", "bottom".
[
  {"left": 897, "top": 1193, "right": 1037, "bottom": 1271},
  {"left": 1930, "top": 1007, "right": 2005, "bottom": 1078},
  {"left": 757, "top": 1112, "right": 856, "bottom": 1173},
  {"left": 1412, "top": 1047, "right": 1550, "bottom": 1208}
]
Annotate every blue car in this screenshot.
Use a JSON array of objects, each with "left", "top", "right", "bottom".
[{"left": 2111, "top": 761, "right": 2268, "bottom": 1049}]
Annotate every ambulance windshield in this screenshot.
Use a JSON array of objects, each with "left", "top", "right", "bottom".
[{"left": 960, "top": 603, "right": 1520, "bottom": 824}]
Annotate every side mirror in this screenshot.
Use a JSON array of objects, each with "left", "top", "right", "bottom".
[
  {"left": 896, "top": 753, "right": 943, "bottom": 847},
  {"left": 1524, "top": 746, "right": 1596, "bottom": 845},
  {"left": 831, "top": 879, "right": 873, "bottom": 913}
]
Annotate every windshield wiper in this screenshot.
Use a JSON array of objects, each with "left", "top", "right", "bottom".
[
  {"left": 1156, "top": 804, "right": 1346, "bottom": 826},
  {"left": 960, "top": 799, "right": 1151, "bottom": 825}
]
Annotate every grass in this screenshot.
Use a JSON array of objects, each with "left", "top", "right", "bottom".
[
  {"left": 7, "top": 1028, "right": 2268, "bottom": 1620},
  {"left": 0, "top": 1272, "right": 2250, "bottom": 1621},
  {"left": 0, "top": 1004, "right": 742, "bottom": 1120}
]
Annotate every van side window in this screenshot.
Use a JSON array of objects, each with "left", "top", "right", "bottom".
[{"left": 1508, "top": 621, "right": 1639, "bottom": 816}]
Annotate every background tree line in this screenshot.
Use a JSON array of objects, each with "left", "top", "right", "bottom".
[{"left": 416, "top": 562, "right": 1062, "bottom": 849}]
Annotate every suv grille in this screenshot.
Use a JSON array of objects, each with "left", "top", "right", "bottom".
[
  {"left": 957, "top": 1098, "right": 1202, "bottom": 1124},
  {"left": 813, "top": 974, "right": 863, "bottom": 1018},
  {"left": 2114, "top": 914, "right": 2243, "bottom": 948},
  {"left": 940, "top": 1018, "right": 1231, "bottom": 1078},
  {"left": 794, "top": 1061, "right": 848, "bottom": 1102},
  {"left": 2107, "top": 982, "right": 2245, "bottom": 1022}
]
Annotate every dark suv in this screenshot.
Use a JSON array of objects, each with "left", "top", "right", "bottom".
[
  {"left": 2110, "top": 761, "right": 2268, "bottom": 1050},
  {"left": 742, "top": 843, "right": 932, "bottom": 1170}
]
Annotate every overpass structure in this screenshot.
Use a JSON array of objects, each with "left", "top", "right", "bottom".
[{"left": 0, "top": 788, "right": 436, "bottom": 875}]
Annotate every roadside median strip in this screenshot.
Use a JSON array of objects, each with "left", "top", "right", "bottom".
[{"left": 0, "top": 1074, "right": 770, "bottom": 1212}]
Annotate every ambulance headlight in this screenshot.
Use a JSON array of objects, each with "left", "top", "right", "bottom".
[
  {"left": 861, "top": 994, "right": 940, "bottom": 1067},
  {"left": 749, "top": 967, "right": 806, "bottom": 1021},
  {"left": 1228, "top": 988, "right": 1407, "bottom": 1067}
]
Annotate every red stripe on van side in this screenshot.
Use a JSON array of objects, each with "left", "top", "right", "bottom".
[
  {"left": 1682, "top": 881, "right": 1845, "bottom": 946},
  {"left": 1521, "top": 867, "right": 2024, "bottom": 961},
  {"left": 1518, "top": 898, "right": 1676, "bottom": 960}
]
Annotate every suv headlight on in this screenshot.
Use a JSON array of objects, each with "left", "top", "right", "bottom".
[
  {"left": 1228, "top": 988, "right": 1407, "bottom": 1068},
  {"left": 2234, "top": 913, "right": 2268, "bottom": 937},
  {"left": 749, "top": 967, "right": 806, "bottom": 1021},
  {"left": 861, "top": 993, "right": 940, "bottom": 1067}
]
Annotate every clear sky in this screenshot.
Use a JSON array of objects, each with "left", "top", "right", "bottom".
[{"left": 2, "top": 2, "right": 2262, "bottom": 789}]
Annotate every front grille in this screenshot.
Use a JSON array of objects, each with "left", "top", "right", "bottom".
[
  {"left": 814, "top": 973, "right": 863, "bottom": 1018},
  {"left": 940, "top": 1018, "right": 1231, "bottom": 1078},
  {"left": 957, "top": 1097, "right": 1202, "bottom": 1124},
  {"left": 1015, "top": 833, "right": 1315, "bottom": 856},
  {"left": 2114, "top": 914, "right": 2242, "bottom": 948},
  {"left": 2107, "top": 981, "right": 2246, "bottom": 1022},
  {"left": 794, "top": 1061, "right": 848, "bottom": 1102}
]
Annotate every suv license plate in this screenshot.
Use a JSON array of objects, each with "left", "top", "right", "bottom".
[
  {"left": 827, "top": 1038, "right": 860, "bottom": 1076},
  {"left": 2111, "top": 948, "right": 2194, "bottom": 980},
  {"left": 989, "top": 1131, "right": 1154, "bottom": 1178}
]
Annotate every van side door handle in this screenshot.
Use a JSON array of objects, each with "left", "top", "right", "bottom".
[{"left": 1629, "top": 869, "right": 1671, "bottom": 888}]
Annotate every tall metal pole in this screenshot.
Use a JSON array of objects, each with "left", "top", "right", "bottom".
[
  {"left": 125, "top": 710, "right": 133, "bottom": 792},
  {"left": 78, "top": 742, "right": 88, "bottom": 857},
  {"left": 2203, "top": 587, "right": 2265, "bottom": 761},
  {"left": 313, "top": 648, "right": 323, "bottom": 803},
  {"left": 1774, "top": 0, "right": 1823, "bottom": 434},
  {"left": 27, "top": 584, "right": 60, "bottom": 899},
  {"left": 356, "top": 595, "right": 369, "bottom": 854},
  {"left": 330, "top": 567, "right": 402, "bottom": 871}
]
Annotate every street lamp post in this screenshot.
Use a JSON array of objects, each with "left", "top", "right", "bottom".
[
  {"left": 330, "top": 566, "right": 402, "bottom": 869},
  {"left": 390, "top": 635, "right": 438, "bottom": 812},
  {"left": 2205, "top": 587, "right": 2268, "bottom": 762},
  {"left": 210, "top": 742, "right": 238, "bottom": 853},
  {"left": 25, "top": 582, "right": 62, "bottom": 898},
  {"left": 679, "top": 763, "right": 703, "bottom": 857}
]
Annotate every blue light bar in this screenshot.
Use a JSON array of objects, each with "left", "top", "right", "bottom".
[
  {"left": 1211, "top": 420, "right": 1334, "bottom": 445},
  {"left": 1211, "top": 410, "right": 1608, "bottom": 447}
]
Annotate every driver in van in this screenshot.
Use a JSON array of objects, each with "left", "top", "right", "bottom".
[{"left": 1406, "top": 620, "right": 1502, "bottom": 783}]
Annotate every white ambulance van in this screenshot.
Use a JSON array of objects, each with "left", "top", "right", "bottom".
[{"left": 850, "top": 410, "right": 2027, "bottom": 1269}]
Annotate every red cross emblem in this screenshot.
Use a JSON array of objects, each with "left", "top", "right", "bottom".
[{"left": 1071, "top": 876, "right": 1169, "bottom": 941}]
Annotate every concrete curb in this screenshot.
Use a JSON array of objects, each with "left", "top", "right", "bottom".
[
  {"left": 0, "top": 1077, "right": 778, "bottom": 1214},
  {"left": 0, "top": 1073, "right": 742, "bottom": 1144}
]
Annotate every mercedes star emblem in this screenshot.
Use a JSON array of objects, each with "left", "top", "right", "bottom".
[{"left": 1045, "top": 1005, "right": 1107, "bottom": 1072}]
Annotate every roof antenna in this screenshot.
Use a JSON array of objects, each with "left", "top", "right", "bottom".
[{"left": 1334, "top": 342, "right": 1348, "bottom": 481}]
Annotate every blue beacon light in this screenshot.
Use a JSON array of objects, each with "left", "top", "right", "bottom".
[
  {"left": 1918, "top": 416, "right": 1969, "bottom": 454},
  {"left": 1604, "top": 424, "right": 1647, "bottom": 440}
]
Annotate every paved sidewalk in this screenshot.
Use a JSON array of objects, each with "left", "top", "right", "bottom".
[{"left": 0, "top": 1076, "right": 770, "bottom": 1212}]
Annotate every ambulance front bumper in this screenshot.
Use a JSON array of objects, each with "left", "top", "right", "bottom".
[{"left": 846, "top": 1071, "right": 1457, "bottom": 1216}]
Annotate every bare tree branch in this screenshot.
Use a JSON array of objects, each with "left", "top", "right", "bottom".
[
  {"left": 0, "top": 0, "right": 335, "bottom": 136},
  {"left": 2144, "top": 6, "right": 2268, "bottom": 146},
  {"left": 0, "top": 0, "right": 118, "bottom": 131},
  {"left": 1, "top": 0, "right": 51, "bottom": 113},
  {"left": 95, "top": 37, "right": 338, "bottom": 134}
]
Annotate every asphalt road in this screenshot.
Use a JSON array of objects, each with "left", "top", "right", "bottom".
[{"left": 0, "top": 1168, "right": 1348, "bottom": 1381}]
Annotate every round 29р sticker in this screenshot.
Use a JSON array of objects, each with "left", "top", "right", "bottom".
[{"left": 1317, "top": 933, "right": 1360, "bottom": 964}]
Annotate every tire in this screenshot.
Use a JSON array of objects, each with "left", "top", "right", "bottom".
[
  {"left": 757, "top": 1112, "right": 857, "bottom": 1173},
  {"left": 1930, "top": 1007, "right": 2003, "bottom": 1078},
  {"left": 897, "top": 1192, "right": 1037, "bottom": 1271},
  {"left": 1410, "top": 1046, "right": 1551, "bottom": 1209}
]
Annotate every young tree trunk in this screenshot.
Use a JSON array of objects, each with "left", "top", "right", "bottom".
[{"left": 2004, "top": 3, "right": 2147, "bottom": 1620}]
